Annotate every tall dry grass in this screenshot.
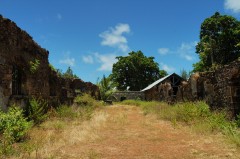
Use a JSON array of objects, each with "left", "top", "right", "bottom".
[{"left": 2, "top": 94, "right": 106, "bottom": 159}]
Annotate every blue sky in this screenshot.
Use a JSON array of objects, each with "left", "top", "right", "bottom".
[{"left": 1, "top": 0, "right": 240, "bottom": 83}]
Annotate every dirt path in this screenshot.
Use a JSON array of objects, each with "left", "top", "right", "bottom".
[{"left": 49, "top": 105, "right": 239, "bottom": 159}]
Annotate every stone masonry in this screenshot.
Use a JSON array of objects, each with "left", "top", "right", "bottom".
[{"left": 0, "top": 15, "right": 99, "bottom": 110}]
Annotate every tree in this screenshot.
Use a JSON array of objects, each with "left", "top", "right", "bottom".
[
  {"left": 111, "top": 51, "right": 161, "bottom": 91},
  {"left": 62, "top": 67, "right": 79, "bottom": 79},
  {"left": 180, "top": 69, "right": 189, "bottom": 80},
  {"left": 159, "top": 70, "right": 168, "bottom": 77},
  {"left": 193, "top": 12, "right": 240, "bottom": 72},
  {"left": 97, "top": 75, "right": 115, "bottom": 101}
]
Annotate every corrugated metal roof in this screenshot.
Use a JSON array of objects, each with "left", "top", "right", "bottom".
[{"left": 140, "top": 73, "right": 174, "bottom": 92}]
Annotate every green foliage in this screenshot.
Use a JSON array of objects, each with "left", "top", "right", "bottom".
[
  {"left": 0, "top": 107, "right": 32, "bottom": 142},
  {"left": 55, "top": 94, "right": 101, "bottom": 121},
  {"left": 193, "top": 12, "right": 240, "bottom": 72},
  {"left": 62, "top": 66, "right": 79, "bottom": 79},
  {"left": 180, "top": 69, "right": 189, "bottom": 80},
  {"left": 97, "top": 75, "right": 116, "bottom": 101},
  {"left": 74, "top": 94, "right": 100, "bottom": 107},
  {"left": 111, "top": 50, "right": 162, "bottom": 91},
  {"left": 49, "top": 64, "right": 56, "bottom": 72},
  {"left": 159, "top": 70, "right": 168, "bottom": 77},
  {"left": 55, "top": 105, "right": 79, "bottom": 119},
  {"left": 25, "top": 98, "right": 49, "bottom": 124},
  {"left": 29, "top": 59, "right": 40, "bottom": 74}
]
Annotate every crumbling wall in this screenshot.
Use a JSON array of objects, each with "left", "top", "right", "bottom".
[
  {"left": 0, "top": 14, "right": 50, "bottom": 108},
  {"left": 178, "top": 59, "right": 240, "bottom": 117},
  {"left": 0, "top": 15, "right": 99, "bottom": 110},
  {"left": 144, "top": 86, "right": 160, "bottom": 101}
]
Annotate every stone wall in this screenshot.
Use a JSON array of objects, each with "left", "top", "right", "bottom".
[
  {"left": 0, "top": 15, "right": 50, "bottom": 110},
  {"left": 111, "top": 91, "right": 145, "bottom": 101},
  {"left": 177, "top": 59, "right": 240, "bottom": 117},
  {"left": 0, "top": 15, "right": 99, "bottom": 110}
]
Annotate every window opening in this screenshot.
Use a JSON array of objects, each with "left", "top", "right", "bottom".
[{"left": 12, "top": 65, "right": 22, "bottom": 95}]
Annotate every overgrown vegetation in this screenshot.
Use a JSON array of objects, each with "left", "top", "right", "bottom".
[
  {"left": 0, "top": 94, "right": 101, "bottom": 158},
  {"left": 0, "top": 107, "right": 32, "bottom": 156},
  {"left": 29, "top": 59, "right": 40, "bottom": 74},
  {"left": 97, "top": 75, "right": 116, "bottom": 101},
  {"left": 25, "top": 98, "right": 49, "bottom": 125},
  {"left": 121, "top": 100, "right": 240, "bottom": 146}
]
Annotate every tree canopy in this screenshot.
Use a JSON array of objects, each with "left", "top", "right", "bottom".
[
  {"left": 111, "top": 51, "right": 163, "bottom": 91},
  {"left": 193, "top": 12, "right": 240, "bottom": 72}
]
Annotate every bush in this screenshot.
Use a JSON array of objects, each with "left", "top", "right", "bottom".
[
  {"left": 74, "top": 94, "right": 100, "bottom": 107},
  {"left": 55, "top": 94, "right": 102, "bottom": 121},
  {"left": 0, "top": 107, "right": 32, "bottom": 142},
  {"left": 24, "top": 98, "right": 49, "bottom": 124}
]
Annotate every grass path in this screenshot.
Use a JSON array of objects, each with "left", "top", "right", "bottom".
[{"left": 16, "top": 105, "right": 240, "bottom": 159}]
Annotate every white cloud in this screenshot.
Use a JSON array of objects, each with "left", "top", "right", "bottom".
[
  {"left": 225, "top": 0, "right": 240, "bottom": 13},
  {"left": 59, "top": 58, "right": 75, "bottom": 66},
  {"left": 99, "top": 23, "right": 130, "bottom": 52},
  {"left": 82, "top": 55, "right": 94, "bottom": 64},
  {"left": 160, "top": 63, "right": 175, "bottom": 73},
  {"left": 57, "top": 13, "right": 62, "bottom": 20},
  {"left": 158, "top": 48, "right": 169, "bottom": 55},
  {"left": 94, "top": 52, "right": 117, "bottom": 71},
  {"left": 178, "top": 41, "right": 197, "bottom": 61}
]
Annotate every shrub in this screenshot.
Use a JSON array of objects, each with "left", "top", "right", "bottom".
[
  {"left": 24, "top": 98, "right": 49, "bottom": 124},
  {"left": 74, "top": 94, "right": 100, "bottom": 107},
  {"left": 56, "top": 95, "right": 102, "bottom": 121},
  {"left": 0, "top": 107, "right": 32, "bottom": 142}
]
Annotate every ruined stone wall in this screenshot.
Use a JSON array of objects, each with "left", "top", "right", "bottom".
[
  {"left": 145, "top": 86, "right": 162, "bottom": 101},
  {"left": 0, "top": 15, "right": 99, "bottom": 110},
  {"left": 0, "top": 15, "right": 50, "bottom": 110},
  {"left": 177, "top": 59, "right": 240, "bottom": 117}
]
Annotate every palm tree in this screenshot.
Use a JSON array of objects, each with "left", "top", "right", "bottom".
[{"left": 97, "top": 75, "right": 115, "bottom": 101}]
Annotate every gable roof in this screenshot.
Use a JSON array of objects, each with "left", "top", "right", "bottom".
[{"left": 140, "top": 73, "right": 181, "bottom": 92}]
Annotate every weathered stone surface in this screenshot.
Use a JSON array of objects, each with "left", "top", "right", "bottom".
[
  {"left": 177, "top": 59, "right": 240, "bottom": 117},
  {"left": 0, "top": 15, "right": 99, "bottom": 110}
]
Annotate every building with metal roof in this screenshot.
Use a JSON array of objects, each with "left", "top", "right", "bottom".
[
  {"left": 111, "top": 73, "right": 184, "bottom": 101},
  {"left": 142, "top": 73, "right": 184, "bottom": 101}
]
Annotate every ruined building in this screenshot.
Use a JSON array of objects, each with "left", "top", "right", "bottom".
[
  {"left": 0, "top": 15, "right": 99, "bottom": 110},
  {"left": 111, "top": 73, "right": 184, "bottom": 102},
  {"left": 177, "top": 60, "right": 240, "bottom": 117}
]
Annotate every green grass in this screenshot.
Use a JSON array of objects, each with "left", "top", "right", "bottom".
[{"left": 121, "top": 100, "right": 240, "bottom": 146}]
